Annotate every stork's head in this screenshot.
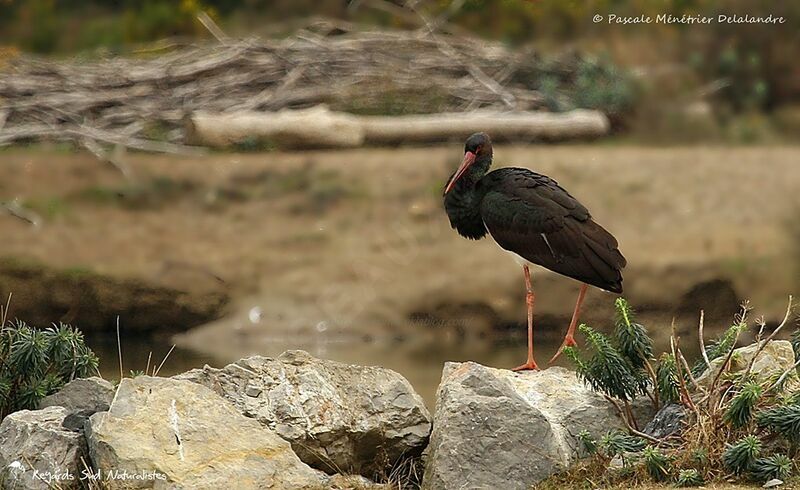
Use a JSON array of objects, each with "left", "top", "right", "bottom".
[{"left": 444, "top": 132, "right": 493, "bottom": 195}]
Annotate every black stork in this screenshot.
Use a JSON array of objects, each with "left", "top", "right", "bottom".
[{"left": 443, "top": 132, "right": 626, "bottom": 371}]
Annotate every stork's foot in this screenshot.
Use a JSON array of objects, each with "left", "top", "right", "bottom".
[
  {"left": 549, "top": 335, "right": 577, "bottom": 364},
  {"left": 512, "top": 360, "right": 540, "bottom": 371}
]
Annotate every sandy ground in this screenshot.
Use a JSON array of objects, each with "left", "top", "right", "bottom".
[{"left": 1, "top": 144, "right": 798, "bottom": 367}]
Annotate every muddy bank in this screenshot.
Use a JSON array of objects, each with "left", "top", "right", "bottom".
[
  {"left": 0, "top": 258, "right": 229, "bottom": 335},
  {"left": 0, "top": 145, "right": 797, "bottom": 352}
]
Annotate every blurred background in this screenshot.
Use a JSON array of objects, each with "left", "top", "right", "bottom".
[{"left": 0, "top": 0, "right": 798, "bottom": 406}]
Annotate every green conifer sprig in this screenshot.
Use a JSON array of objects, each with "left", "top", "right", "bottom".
[
  {"left": 724, "top": 381, "right": 762, "bottom": 428},
  {"left": 0, "top": 320, "right": 99, "bottom": 418},
  {"left": 573, "top": 324, "right": 643, "bottom": 401},
  {"left": 722, "top": 435, "right": 761, "bottom": 475},
  {"left": 676, "top": 468, "right": 704, "bottom": 487},
  {"left": 643, "top": 445, "right": 672, "bottom": 482},
  {"left": 749, "top": 454, "right": 793, "bottom": 482},
  {"left": 613, "top": 298, "right": 653, "bottom": 369},
  {"left": 656, "top": 353, "right": 681, "bottom": 404},
  {"left": 756, "top": 403, "right": 800, "bottom": 444}
]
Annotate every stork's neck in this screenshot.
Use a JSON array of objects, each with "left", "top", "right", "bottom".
[{"left": 443, "top": 153, "right": 492, "bottom": 240}]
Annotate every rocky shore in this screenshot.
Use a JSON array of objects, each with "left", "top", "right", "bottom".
[{"left": 0, "top": 341, "right": 795, "bottom": 489}]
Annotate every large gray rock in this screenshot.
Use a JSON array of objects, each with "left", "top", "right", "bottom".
[
  {"left": 39, "top": 376, "right": 114, "bottom": 412},
  {"left": 0, "top": 406, "right": 88, "bottom": 490},
  {"left": 422, "top": 363, "right": 631, "bottom": 490},
  {"left": 84, "top": 376, "right": 327, "bottom": 489},
  {"left": 696, "top": 340, "right": 797, "bottom": 389},
  {"left": 39, "top": 376, "right": 115, "bottom": 431},
  {"left": 174, "top": 350, "right": 431, "bottom": 475}
]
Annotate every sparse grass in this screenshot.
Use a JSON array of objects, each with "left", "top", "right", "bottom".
[
  {"left": 72, "top": 177, "right": 199, "bottom": 210},
  {"left": 20, "top": 196, "right": 71, "bottom": 220},
  {"left": 221, "top": 164, "right": 366, "bottom": 213}
]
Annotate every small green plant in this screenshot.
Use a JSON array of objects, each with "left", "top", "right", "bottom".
[
  {"left": 676, "top": 468, "right": 704, "bottom": 487},
  {"left": 749, "top": 454, "right": 793, "bottom": 482},
  {"left": 564, "top": 323, "right": 644, "bottom": 402},
  {"left": 0, "top": 319, "right": 99, "bottom": 418},
  {"left": 577, "top": 430, "right": 597, "bottom": 455},
  {"left": 724, "top": 381, "right": 762, "bottom": 428},
  {"left": 756, "top": 403, "right": 800, "bottom": 445},
  {"left": 613, "top": 297, "right": 653, "bottom": 369},
  {"left": 565, "top": 298, "right": 654, "bottom": 409},
  {"left": 655, "top": 352, "right": 680, "bottom": 404},
  {"left": 722, "top": 435, "right": 761, "bottom": 475},
  {"left": 690, "top": 448, "right": 709, "bottom": 469},
  {"left": 598, "top": 430, "right": 646, "bottom": 458},
  {"left": 643, "top": 445, "right": 672, "bottom": 482}
]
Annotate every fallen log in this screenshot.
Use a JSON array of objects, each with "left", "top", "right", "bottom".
[
  {"left": 185, "top": 106, "right": 610, "bottom": 148},
  {"left": 361, "top": 109, "right": 610, "bottom": 144},
  {"left": 185, "top": 106, "right": 365, "bottom": 148}
]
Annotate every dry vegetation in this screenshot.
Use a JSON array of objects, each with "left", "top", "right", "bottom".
[
  {"left": 538, "top": 298, "right": 800, "bottom": 489},
  {"left": 0, "top": 27, "right": 631, "bottom": 158}
]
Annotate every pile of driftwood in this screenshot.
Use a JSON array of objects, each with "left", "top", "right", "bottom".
[{"left": 0, "top": 28, "right": 610, "bottom": 154}]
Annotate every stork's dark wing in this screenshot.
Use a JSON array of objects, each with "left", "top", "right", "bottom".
[{"left": 479, "top": 168, "right": 626, "bottom": 293}]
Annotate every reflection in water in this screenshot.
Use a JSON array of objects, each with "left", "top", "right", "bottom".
[{"left": 89, "top": 328, "right": 701, "bottom": 409}]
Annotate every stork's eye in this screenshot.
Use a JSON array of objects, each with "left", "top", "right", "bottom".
[{"left": 476, "top": 144, "right": 483, "bottom": 153}]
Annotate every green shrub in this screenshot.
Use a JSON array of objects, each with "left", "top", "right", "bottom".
[
  {"left": 598, "top": 430, "right": 646, "bottom": 458},
  {"left": 724, "top": 381, "right": 762, "bottom": 428},
  {"left": 643, "top": 445, "right": 672, "bottom": 482},
  {"left": 749, "top": 454, "right": 793, "bottom": 482},
  {"left": 756, "top": 403, "right": 800, "bottom": 445},
  {"left": 676, "top": 468, "right": 704, "bottom": 487},
  {"left": 655, "top": 352, "right": 680, "bottom": 404},
  {"left": 550, "top": 298, "right": 800, "bottom": 489},
  {"left": 0, "top": 320, "right": 100, "bottom": 419},
  {"left": 722, "top": 435, "right": 761, "bottom": 475},
  {"left": 564, "top": 298, "right": 651, "bottom": 403}
]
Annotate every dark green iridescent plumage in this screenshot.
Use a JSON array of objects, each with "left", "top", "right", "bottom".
[{"left": 443, "top": 133, "right": 626, "bottom": 293}]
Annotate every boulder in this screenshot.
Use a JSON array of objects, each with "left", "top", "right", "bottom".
[
  {"left": 39, "top": 376, "right": 115, "bottom": 430},
  {"left": 84, "top": 375, "right": 327, "bottom": 489},
  {"left": 0, "top": 406, "right": 88, "bottom": 490},
  {"left": 174, "top": 350, "right": 431, "bottom": 476},
  {"left": 695, "top": 340, "right": 796, "bottom": 389},
  {"left": 422, "top": 363, "right": 631, "bottom": 490}
]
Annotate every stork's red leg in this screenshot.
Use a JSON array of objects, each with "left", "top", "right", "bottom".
[
  {"left": 512, "top": 265, "right": 539, "bottom": 371},
  {"left": 549, "top": 283, "right": 588, "bottom": 364}
]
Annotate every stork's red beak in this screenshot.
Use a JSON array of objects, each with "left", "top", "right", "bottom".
[{"left": 444, "top": 151, "right": 476, "bottom": 195}]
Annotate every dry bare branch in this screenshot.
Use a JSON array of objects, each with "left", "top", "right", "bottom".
[{"left": 1, "top": 199, "right": 42, "bottom": 227}]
